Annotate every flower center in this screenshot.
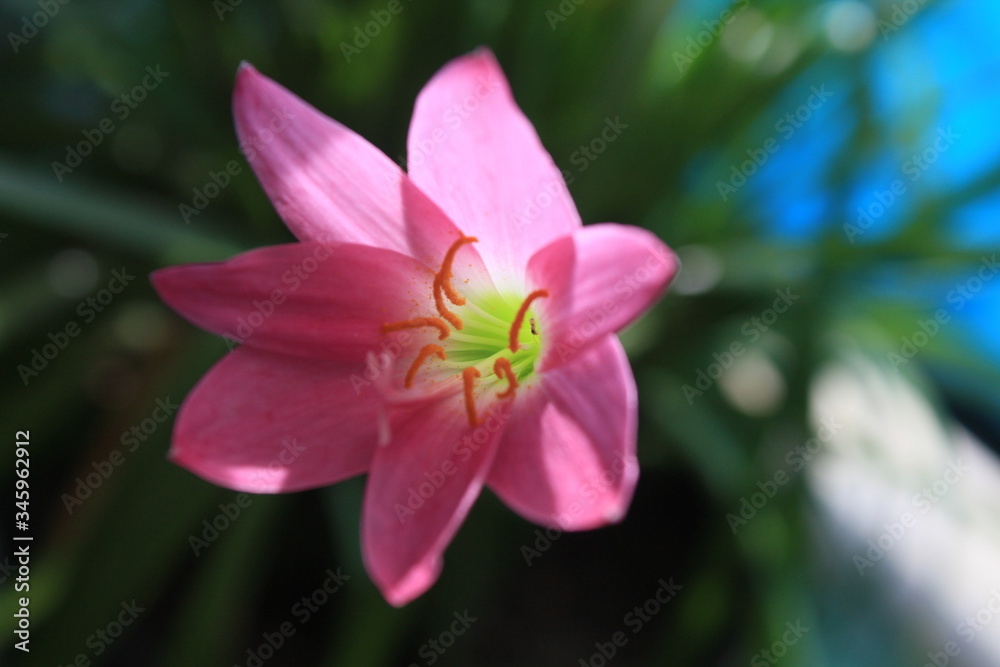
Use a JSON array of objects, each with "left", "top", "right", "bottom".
[{"left": 381, "top": 236, "right": 548, "bottom": 426}]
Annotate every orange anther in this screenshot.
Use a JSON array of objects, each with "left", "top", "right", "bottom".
[
  {"left": 462, "top": 367, "right": 481, "bottom": 427},
  {"left": 509, "top": 290, "right": 549, "bottom": 352},
  {"left": 433, "top": 282, "right": 464, "bottom": 330},
  {"left": 436, "top": 236, "right": 478, "bottom": 305},
  {"left": 381, "top": 317, "right": 450, "bottom": 340},
  {"left": 404, "top": 344, "right": 446, "bottom": 388},
  {"left": 494, "top": 358, "right": 518, "bottom": 399},
  {"left": 432, "top": 236, "right": 477, "bottom": 329}
]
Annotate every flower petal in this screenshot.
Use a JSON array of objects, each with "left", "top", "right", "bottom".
[
  {"left": 527, "top": 223, "right": 677, "bottom": 370},
  {"left": 487, "top": 335, "right": 639, "bottom": 529},
  {"left": 362, "top": 396, "right": 511, "bottom": 606},
  {"left": 152, "top": 241, "right": 435, "bottom": 363},
  {"left": 233, "top": 63, "right": 464, "bottom": 267},
  {"left": 407, "top": 49, "right": 581, "bottom": 285},
  {"left": 170, "top": 346, "right": 380, "bottom": 493}
]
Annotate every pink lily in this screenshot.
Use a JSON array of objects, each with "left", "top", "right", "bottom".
[{"left": 153, "top": 49, "right": 676, "bottom": 606}]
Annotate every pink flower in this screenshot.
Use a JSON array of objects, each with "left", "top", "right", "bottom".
[{"left": 153, "top": 49, "right": 676, "bottom": 606}]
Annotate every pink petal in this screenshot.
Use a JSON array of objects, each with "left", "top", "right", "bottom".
[
  {"left": 170, "top": 347, "right": 381, "bottom": 493},
  {"left": 406, "top": 49, "right": 581, "bottom": 285},
  {"left": 527, "top": 223, "right": 677, "bottom": 370},
  {"left": 362, "top": 396, "right": 511, "bottom": 606},
  {"left": 152, "top": 241, "right": 436, "bottom": 363},
  {"left": 233, "top": 63, "right": 465, "bottom": 267},
  {"left": 487, "top": 335, "right": 638, "bottom": 529}
]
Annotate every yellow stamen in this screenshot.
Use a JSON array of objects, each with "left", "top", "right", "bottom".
[
  {"left": 462, "top": 367, "right": 481, "bottom": 426},
  {"left": 381, "top": 317, "right": 450, "bottom": 340},
  {"left": 494, "top": 358, "right": 518, "bottom": 399},
  {"left": 404, "top": 344, "right": 446, "bottom": 388},
  {"left": 509, "top": 290, "right": 549, "bottom": 352}
]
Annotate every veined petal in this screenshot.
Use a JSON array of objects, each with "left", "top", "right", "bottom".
[
  {"left": 151, "top": 242, "right": 434, "bottom": 363},
  {"left": 407, "top": 49, "right": 581, "bottom": 287},
  {"left": 234, "top": 63, "right": 464, "bottom": 267},
  {"left": 170, "top": 347, "right": 380, "bottom": 493},
  {"left": 527, "top": 223, "right": 677, "bottom": 370},
  {"left": 362, "top": 396, "right": 511, "bottom": 606},
  {"left": 487, "top": 335, "right": 639, "bottom": 529}
]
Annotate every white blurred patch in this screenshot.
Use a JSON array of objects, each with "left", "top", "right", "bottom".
[
  {"left": 672, "top": 245, "right": 724, "bottom": 295},
  {"left": 721, "top": 8, "right": 775, "bottom": 66},
  {"left": 720, "top": 346, "right": 785, "bottom": 416},
  {"left": 809, "top": 354, "right": 1000, "bottom": 662},
  {"left": 822, "top": 0, "right": 877, "bottom": 53}
]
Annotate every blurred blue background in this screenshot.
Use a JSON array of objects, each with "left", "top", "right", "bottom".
[{"left": 2, "top": 0, "right": 1000, "bottom": 665}]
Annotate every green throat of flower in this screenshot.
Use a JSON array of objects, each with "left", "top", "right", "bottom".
[{"left": 380, "top": 235, "right": 548, "bottom": 427}]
